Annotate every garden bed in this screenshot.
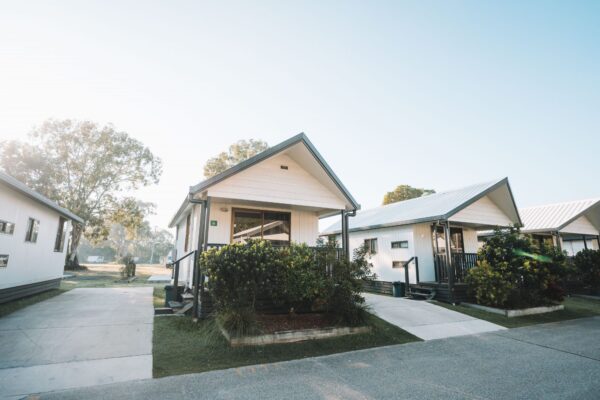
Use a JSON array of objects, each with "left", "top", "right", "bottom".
[
  {"left": 219, "top": 313, "right": 371, "bottom": 346},
  {"left": 462, "top": 302, "right": 564, "bottom": 317}
]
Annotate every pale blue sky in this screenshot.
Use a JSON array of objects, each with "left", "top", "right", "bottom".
[{"left": 1, "top": 1, "right": 599, "bottom": 229}]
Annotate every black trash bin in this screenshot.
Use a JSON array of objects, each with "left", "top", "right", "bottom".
[
  {"left": 164, "top": 285, "right": 182, "bottom": 306},
  {"left": 392, "top": 281, "right": 405, "bottom": 297}
]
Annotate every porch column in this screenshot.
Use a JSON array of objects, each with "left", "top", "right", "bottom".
[
  {"left": 583, "top": 235, "right": 588, "bottom": 250},
  {"left": 553, "top": 232, "right": 562, "bottom": 251},
  {"left": 444, "top": 222, "right": 455, "bottom": 304},
  {"left": 341, "top": 210, "right": 348, "bottom": 260},
  {"left": 192, "top": 200, "right": 207, "bottom": 321}
]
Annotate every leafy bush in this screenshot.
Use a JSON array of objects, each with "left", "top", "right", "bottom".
[
  {"left": 573, "top": 249, "right": 600, "bottom": 291},
  {"left": 202, "top": 239, "right": 375, "bottom": 327},
  {"left": 467, "top": 227, "right": 568, "bottom": 309}
]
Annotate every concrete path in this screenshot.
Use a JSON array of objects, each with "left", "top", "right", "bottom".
[
  {"left": 0, "top": 287, "right": 153, "bottom": 399},
  {"left": 364, "top": 293, "right": 505, "bottom": 340},
  {"left": 36, "top": 317, "right": 600, "bottom": 400},
  {"left": 147, "top": 275, "right": 171, "bottom": 283}
]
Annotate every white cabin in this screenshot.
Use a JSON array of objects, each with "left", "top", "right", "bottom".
[
  {"left": 0, "top": 172, "right": 83, "bottom": 303},
  {"left": 516, "top": 199, "right": 600, "bottom": 256},
  {"left": 168, "top": 133, "right": 359, "bottom": 287},
  {"left": 321, "top": 178, "right": 521, "bottom": 302}
]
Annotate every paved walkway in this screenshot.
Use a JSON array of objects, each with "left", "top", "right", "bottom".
[
  {"left": 0, "top": 287, "right": 154, "bottom": 399},
  {"left": 364, "top": 293, "right": 505, "bottom": 340},
  {"left": 36, "top": 317, "right": 600, "bottom": 400}
]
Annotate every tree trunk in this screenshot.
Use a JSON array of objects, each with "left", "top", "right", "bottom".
[{"left": 66, "top": 223, "right": 84, "bottom": 269}]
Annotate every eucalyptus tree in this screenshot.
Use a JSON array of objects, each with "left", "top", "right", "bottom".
[
  {"left": 0, "top": 119, "right": 162, "bottom": 266},
  {"left": 203, "top": 139, "right": 268, "bottom": 178}
]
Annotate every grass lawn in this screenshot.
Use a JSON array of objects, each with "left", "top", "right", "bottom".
[
  {"left": 153, "top": 312, "right": 420, "bottom": 378},
  {"left": 432, "top": 296, "right": 600, "bottom": 328}
]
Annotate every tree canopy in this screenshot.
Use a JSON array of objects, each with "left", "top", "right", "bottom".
[
  {"left": 203, "top": 139, "right": 269, "bottom": 178},
  {"left": 382, "top": 185, "right": 436, "bottom": 205},
  {"left": 0, "top": 119, "right": 163, "bottom": 265}
]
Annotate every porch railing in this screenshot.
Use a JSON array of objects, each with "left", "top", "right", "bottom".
[{"left": 434, "top": 252, "right": 478, "bottom": 283}]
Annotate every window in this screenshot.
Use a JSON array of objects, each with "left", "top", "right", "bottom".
[
  {"left": 25, "top": 218, "right": 39, "bottom": 243},
  {"left": 232, "top": 209, "right": 291, "bottom": 246},
  {"left": 0, "top": 220, "right": 15, "bottom": 235},
  {"left": 391, "top": 241, "right": 409, "bottom": 249},
  {"left": 392, "top": 261, "right": 403, "bottom": 269},
  {"left": 364, "top": 238, "right": 377, "bottom": 254},
  {"left": 184, "top": 214, "right": 191, "bottom": 252},
  {"left": 0, "top": 255, "right": 8, "bottom": 268},
  {"left": 432, "top": 226, "right": 464, "bottom": 254},
  {"left": 54, "top": 217, "right": 67, "bottom": 252}
]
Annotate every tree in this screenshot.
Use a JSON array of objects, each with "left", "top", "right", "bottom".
[
  {"left": 0, "top": 119, "right": 163, "bottom": 266},
  {"left": 203, "top": 139, "right": 268, "bottom": 178},
  {"left": 382, "top": 185, "right": 435, "bottom": 205}
]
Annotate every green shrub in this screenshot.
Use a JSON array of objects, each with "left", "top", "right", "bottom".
[
  {"left": 203, "top": 239, "right": 375, "bottom": 327},
  {"left": 573, "top": 249, "right": 600, "bottom": 290},
  {"left": 467, "top": 227, "right": 568, "bottom": 309}
]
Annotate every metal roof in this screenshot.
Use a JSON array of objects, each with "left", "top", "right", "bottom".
[
  {"left": 519, "top": 199, "right": 600, "bottom": 233},
  {"left": 0, "top": 171, "right": 84, "bottom": 224},
  {"left": 322, "top": 178, "right": 517, "bottom": 234},
  {"left": 169, "top": 133, "right": 359, "bottom": 227}
]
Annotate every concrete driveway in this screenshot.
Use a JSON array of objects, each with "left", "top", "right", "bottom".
[
  {"left": 36, "top": 316, "right": 600, "bottom": 400},
  {"left": 364, "top": 293, "right": 505, "bottom": 340},
  {"left": 0, "top": 287, "right": 153, "bottom": 399}
]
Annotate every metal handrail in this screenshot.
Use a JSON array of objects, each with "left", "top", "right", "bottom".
[
  {"left": 402, "top": 256, "right": 419, "bottom": 288},
  {"left": 168, "top": 250, "right": 196, "bottom": 267}
]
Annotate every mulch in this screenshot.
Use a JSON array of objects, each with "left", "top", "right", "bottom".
[{"left": 256, "top": 313, "right": 337, "bottom": 334}]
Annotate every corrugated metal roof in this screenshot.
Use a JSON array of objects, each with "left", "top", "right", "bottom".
[
  {"left": 0, "top": 171, "right": 84, "bottom": 223},
  {"left": 520, "top": 199, "right": 600, "bottom": 232},
  {"left": 322, "top": 178, "right": 510, "bottom": 234}
]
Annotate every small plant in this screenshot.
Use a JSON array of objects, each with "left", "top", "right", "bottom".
[
  {"left": 217, "top": 307, "right": 258, "bottom": 337},
  {"left": 119, "top": 255, "right": 136, "bottom": 278}
]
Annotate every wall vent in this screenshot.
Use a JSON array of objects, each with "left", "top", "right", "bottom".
[{"left": 280, "top": 165, "right": 288, "bottom": 170}]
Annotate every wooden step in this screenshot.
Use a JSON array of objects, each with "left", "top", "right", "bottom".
[
  {"left": 175, "top": 302, "right": 194, "bottom": 315},
  {"left": 168, "top": 300, "right": 184, "bottom": 309}
]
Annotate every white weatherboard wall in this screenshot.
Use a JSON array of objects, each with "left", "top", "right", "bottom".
[
  {"left": 207, "top": 201, "right": 319, "bottom": 246},
  {"left": 560, "top": 215, "right": 599, "bottom": 236},
  {"left": 0, "top": 186, "right": 70, "bottom": 289},
  {"left": 207, "top": 153, "right": 346, "bottom": 210},
  {"left": 449, "top": 195, "right": 513, "bottom": 227},
  {"left": 345, "top": 225, "right": 420, "bottom": 283}
]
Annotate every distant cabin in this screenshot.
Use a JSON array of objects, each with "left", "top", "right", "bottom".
[
  {"left": 168, "top": 133, "right": 359, "bottom": 288},
  {"left": 516, "top": 199, "right": 600, "bottom": 256},
  {"left": 321, "top": 178, "right": 521, "bottom": 302},
  {"left": 0, "top": 171, "right": 83, "bottom": 303}
]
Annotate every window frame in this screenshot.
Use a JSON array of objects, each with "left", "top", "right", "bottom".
[
  {"left": 364, "top": 238, "right": 378, "bottom": 254},
  {"left": 54, "top": 217, "right": 67, "bottom": 252},
  {"left": 24, "top": 218, "right": 40, "bottom": 243},
  {"left": 0, "top": 254, "right": 8, "bottom": 268},
  {"left": 0, "top": 219, "right": 15, "bottom": 235},
  {"left": 230, "top": 208, "right": 292, "bottom": 246},
  {"left": 391, "top": 240, "right": 409, "bottom": 249}
]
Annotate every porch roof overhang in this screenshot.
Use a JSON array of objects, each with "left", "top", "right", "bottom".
[
  {"left": 168, "top": 133, "right": 360, "bottom": 228},
  {"left": 322, "top": 177, "right": 521, "bottom": 235}
]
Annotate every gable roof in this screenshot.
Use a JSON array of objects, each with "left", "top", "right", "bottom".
[
  {"left": 169, "top": 133, "right": 359, "bottom": 227},
  {"left": 322, "top": 178, "right": 520, "bottom": 234},
  {"left": 0, "top": 171, "right": 84, "bottom": 224},
  {"left": 519, "top": 199, "right": 600, "bottom": 233}
]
